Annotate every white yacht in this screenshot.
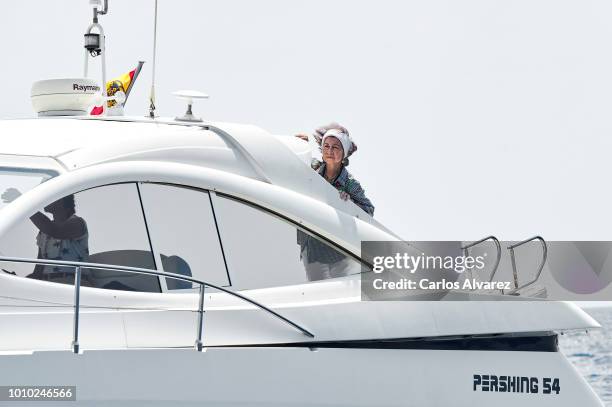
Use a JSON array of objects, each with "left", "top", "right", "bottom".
[
  {"left": 0, "top": 115, "right": 604, "bottom": 406},
  {"left": 0, "top": 1, "right": 605, "bottom": 406}
]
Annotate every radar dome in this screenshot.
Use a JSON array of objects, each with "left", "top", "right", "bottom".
[{"left": 31, "top": 78, "right": 101, "bottom": 117}]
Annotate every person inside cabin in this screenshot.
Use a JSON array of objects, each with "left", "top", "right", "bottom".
[
  {"left": 1, "top": 189, "right": 90, "bottom": 285},
  {"left": 295, "top": 122, "right": 374, "bottom": 281},
  {"left": 28, "top": 195, "right": 90, "bottom": 285}
]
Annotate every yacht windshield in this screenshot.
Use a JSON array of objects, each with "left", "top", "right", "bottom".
[{"left": 0, "top": 167, "right": 58, "bottom": 210}]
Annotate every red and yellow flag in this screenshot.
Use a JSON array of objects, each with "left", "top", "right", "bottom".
[{"left": 91, "top": 64, "right": 142, "bottom": 115}]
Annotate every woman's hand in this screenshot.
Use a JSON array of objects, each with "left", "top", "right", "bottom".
[
  {"left": 339, "top": 191, "right": 350, "bottom": 201},
  {"left": 1, "top": 188, "right": 22, "bottom": 203},
  {"left": 295, "top": 133, "right": 309, "bottom": 142}
]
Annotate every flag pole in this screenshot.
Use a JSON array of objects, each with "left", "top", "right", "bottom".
[{"left": 124, "top": 60, "right": 144, "bottom": 106}]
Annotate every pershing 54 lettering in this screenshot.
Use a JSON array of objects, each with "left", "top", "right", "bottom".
[{"left": 473, "top": 374, "right": 560, "bottom": 394}]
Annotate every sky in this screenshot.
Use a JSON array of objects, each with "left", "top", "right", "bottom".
[{"left": 2, "top": 0, "right": 612, "bottom": 244}]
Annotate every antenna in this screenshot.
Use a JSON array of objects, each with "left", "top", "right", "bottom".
[
  {"left": 148, "top": 0, "right": 159, "bottom": 118},
  {"left": 173, "top": 90, "right": 209, "bottom": 122},
  {"left": 83, "top": 0, "right": 109, "bottom": 114}
]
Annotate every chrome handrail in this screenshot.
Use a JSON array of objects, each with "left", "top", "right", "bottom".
[
  {"left": 72, "top": 266, "right": 82, "bottom": 354},
  {"left": 461, "top": 236, "right": 502, "bottom": 285},
  {"left": 506, "top": 236, "right": 547, "bottom": 294},
  {"left": 0, "top": 255, "right": 315, "bottom": 353}
]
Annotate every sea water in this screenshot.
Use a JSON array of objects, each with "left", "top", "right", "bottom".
[{"left": 559, "top": 307, "right": 612, "bottom": 406}]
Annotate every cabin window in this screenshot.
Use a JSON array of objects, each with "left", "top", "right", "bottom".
[
  {"left": 138, "top": 183, "right": 229, "bottom": 290},
  {"left": 0, "top": 183, "right": 160, "bottom": 292},
  {"left": 211, "top": 194, "right": 362, "bottom": 289},
  {"left": 0, "top": 167, "right": 58, "bottom": 211}
]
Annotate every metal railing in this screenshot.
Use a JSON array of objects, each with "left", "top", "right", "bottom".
[
  {"left": 461, "top": 236, "right": 502, "bottom": 285},
  {"left": 506, "top": 236, "right": 547, "bottom": 294},
  {"left": 0, "top": 256, "right": 315, "bottom": 353},
  {"left": 461, "top": 235, "right": 547, "bottom": 295}
]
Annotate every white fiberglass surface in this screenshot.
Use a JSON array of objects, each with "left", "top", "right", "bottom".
[{"left": 0, "top": 167, "right": 57, "bottom": 210}]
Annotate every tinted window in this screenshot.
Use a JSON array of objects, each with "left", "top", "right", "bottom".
[
  {"left": 0, "top": 183, "right": 160, "bottom": 292},
  {"left": 139, "top": 183, "right": 229, "bottom": 290},
  {"left": 0, "top": 167, "right": 57, "bottom": 210},
  {"left": 212, "top": 194, "right": 361, "bottom": 289}
]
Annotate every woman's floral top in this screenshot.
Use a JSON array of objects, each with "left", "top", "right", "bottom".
[{"left": 297, "top": 163, "right": 375, "bottom": 265}]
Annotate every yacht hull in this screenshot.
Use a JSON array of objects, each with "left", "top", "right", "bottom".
[{"left": 0, "top": 347, "right": 602, "bottom": 406}]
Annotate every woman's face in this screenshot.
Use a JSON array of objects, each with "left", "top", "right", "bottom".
[{"left": 322, "top": 136, "right": 344, "bottom": 165}]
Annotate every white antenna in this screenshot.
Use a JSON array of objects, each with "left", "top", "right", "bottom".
[
  {"left": 173, "top": 90, "right": 209, "bottom": 122},
  {"left": 148, "top": 0, "right": 159, "bottom": 118},
  {"left": 83, "top": 0, "right": 109, "bottom": 113}
]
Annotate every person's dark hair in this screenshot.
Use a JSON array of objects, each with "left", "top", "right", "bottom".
[{"left": 61, "top": 195, "right": 76, "bottom": 216}]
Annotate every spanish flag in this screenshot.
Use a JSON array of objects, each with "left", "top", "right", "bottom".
[{"left": 91, "top": 61, "right": 144, "bottom": 115}]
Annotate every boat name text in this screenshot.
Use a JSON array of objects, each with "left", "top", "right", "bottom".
[{"left": 473, "top": 375, "right": 560, "bottom": 394}]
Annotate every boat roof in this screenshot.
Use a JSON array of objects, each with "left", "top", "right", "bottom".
[
  {"left": 0, "top": 116, "right": 308, "bottom": 167},
  {"left": 0, "top": 116, "right": 396, "bottom": 236}
]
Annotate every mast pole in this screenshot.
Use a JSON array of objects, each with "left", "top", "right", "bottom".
[{"left": 148, "top": 0, "right": 159, "bottom": 118}]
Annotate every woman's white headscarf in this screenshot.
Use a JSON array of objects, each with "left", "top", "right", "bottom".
[
  {"left": 313, "top": 122, "right": 357, "bottom": 158},
  {"left": 322, "top": 128, "right": 352, "bottom": 159}
]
